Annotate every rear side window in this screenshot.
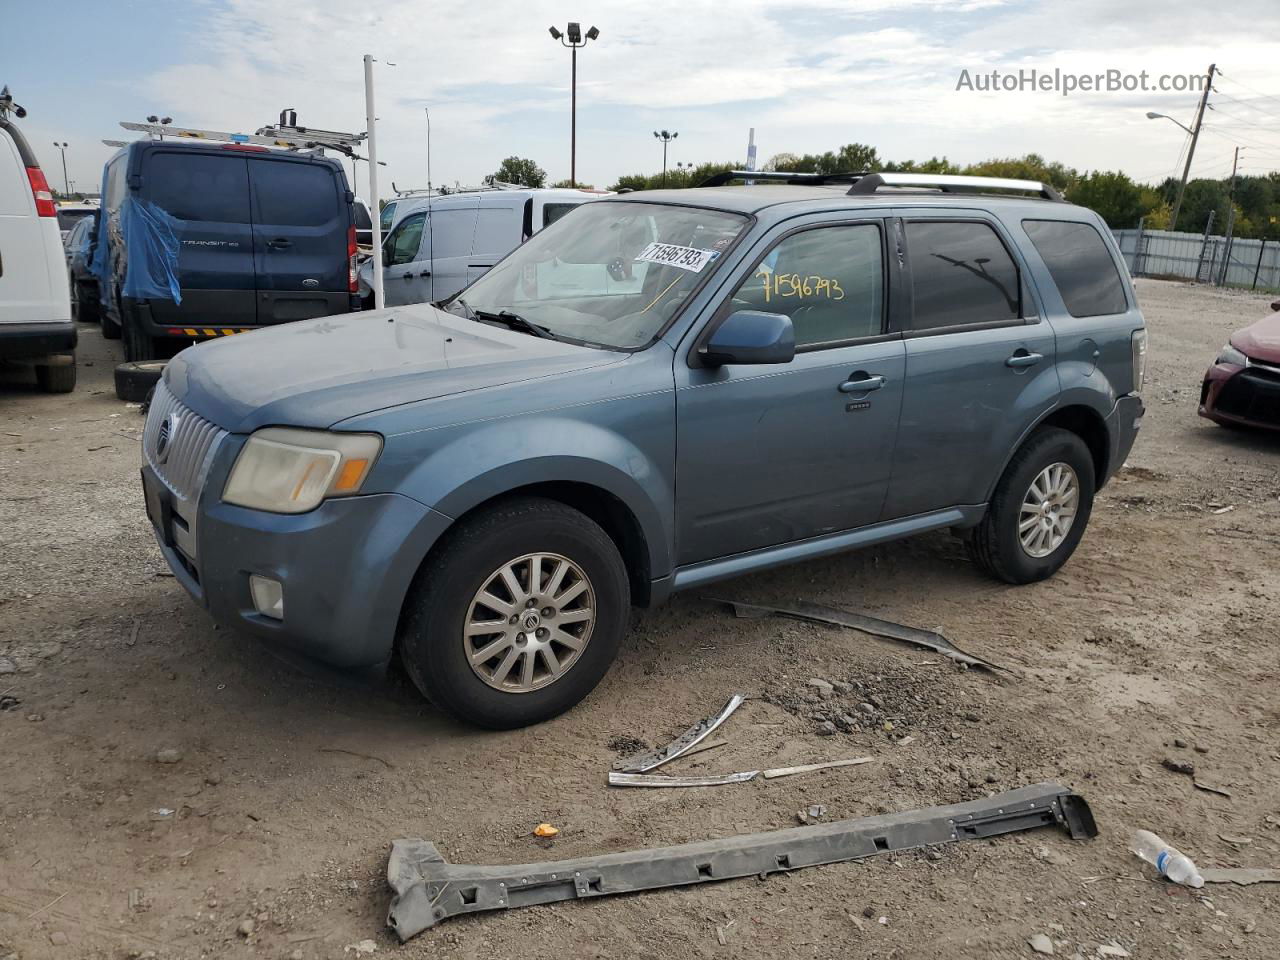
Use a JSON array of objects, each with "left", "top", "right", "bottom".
[
  {"left": 1023, "top": 219, "right": 1127, "bottom": 317},
  {"left": 104, "top": 156, "right": 126, "bottom": 212},
  {"left": 251, "top": 160, "right": 339, "bottom": 226},
  {"left": 730, "top": 224, "right": 885, "bottom": 348},
  {"left": 147, "top": 153, "right": 249, "bottom": 222},
  {"left": 905, "top": 220, "right": 1020, "bottom": 330},
  {"left": 543, "top": 202, "right": 578, "bottom": 227}
]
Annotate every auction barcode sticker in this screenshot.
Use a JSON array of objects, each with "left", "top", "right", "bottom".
[{"left": 635, "top": 241, "right": 719, "bottom": 273}]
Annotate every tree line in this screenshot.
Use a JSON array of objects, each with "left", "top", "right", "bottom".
[{"left": 494, "top": 146, "right": 1280, "bottom": 240}]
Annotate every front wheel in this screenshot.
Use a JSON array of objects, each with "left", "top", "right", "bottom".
[
  {"left": 399, "top": 497, "right": 629, "bottom": 729},
  {"left": 966, "top": 426, "right": 1095, "bottom": 584}
]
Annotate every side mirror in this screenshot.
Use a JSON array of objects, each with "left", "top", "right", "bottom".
[{"left": 700, "top": 310, "right": 796, "bottom": 366}]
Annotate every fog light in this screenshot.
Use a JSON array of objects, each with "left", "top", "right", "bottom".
[{"left": 249, "top": 575, "right": 284, "bottom": 620}]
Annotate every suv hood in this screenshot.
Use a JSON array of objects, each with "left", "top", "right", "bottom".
[{"left": 165, "top": 303, "right": 621, "bottom": 432}]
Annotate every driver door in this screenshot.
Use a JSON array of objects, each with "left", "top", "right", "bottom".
[
  {"left": 382, "top": 212, "right": 430, "bottom": 306},
  {"left": 674, "top": 218, "right": 906, "bottom": 565}
]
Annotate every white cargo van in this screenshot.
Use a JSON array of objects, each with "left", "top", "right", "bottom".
[
  {"left": 362, "top": 188, "right": 599, "bottom": 307},
  {"left": 0, "top": 88, "right": 75, "bottom": 392}
]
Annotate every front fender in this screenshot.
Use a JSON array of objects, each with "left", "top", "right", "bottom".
[{"left": 390, "top": 415, "right": 675, "bottom": 580}]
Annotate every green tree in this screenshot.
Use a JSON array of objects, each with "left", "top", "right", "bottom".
[
  {"left": 1175, "top": 179, "right": 1230, "bottom": 233},
  {"left": 549, "top": 178, "right": 595, "bottom": 189},
  {"left": 962, "top": 153, "right": 1077, "bottom": 191},
  {"left": 492, "top": 156, "right": 547, "bottom": 188},
  {"left": 1067, "top": 171, "right": 1155, "bottom": 228}
]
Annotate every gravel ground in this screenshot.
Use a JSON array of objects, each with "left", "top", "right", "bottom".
[{"left": 1, "top": 278, "right": 1278, "bottom": 960}]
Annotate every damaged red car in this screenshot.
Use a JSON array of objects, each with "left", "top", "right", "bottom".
[{"left": 1200, "top": 300, "right": 1280, "bottom": 431}]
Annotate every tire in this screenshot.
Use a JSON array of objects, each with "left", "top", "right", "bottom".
[
  {"left": 76, "top": 282, "right": 101, "bottom": 324},
  {"left": 966, "top": 426, "right": 1095, "bottom": 585},
  {"left": 35, "top": 359, "right": 77, "bottom": 393},
  {"left": 399, "top": 496, "right": 629, "bottom": 729},
  {"left": 115, "top": 361, "right": 166, "bottom": 402},
  {"left": 123, "top": 310, "right": 157, "bottom": 361}
]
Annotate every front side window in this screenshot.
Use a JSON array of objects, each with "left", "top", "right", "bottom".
[
  {"left": 729, "top": 224, "right": 884, "bottom": 347},
  {"left": 379, "top": 201, "right": 397, "bottom": 231},
  {"left": 450, "top": 201, "right": 749, "bottom": 349},
  {"left": 385, "top": 213, "right": 425, "bottom": 266},
  {"left": 146, "top": 153, "right": 250, "bottom": 223},
  {"left": 1022, "top": 219, "right": 1127, "bottom": 317},
  {"left": 906, "top": 220, "right": 1020, "bottom": 330}
]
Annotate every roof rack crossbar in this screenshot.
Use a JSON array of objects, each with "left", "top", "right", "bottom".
[
  {"left": 846, "top": 173, "right": 1063, "bottom": 202},
  {"left": 697, "top": 170, "right": 871, "bottom": 188}
]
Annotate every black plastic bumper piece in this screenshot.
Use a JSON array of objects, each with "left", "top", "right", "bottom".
[
  {"left": 386, "top": 781, "right": 1096, "bottom": 940},
  {"left": 0, "top": 320, "right": 77, "bottom": 359}
]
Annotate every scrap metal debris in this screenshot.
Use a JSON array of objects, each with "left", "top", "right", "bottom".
[
  {"left": 608, "top": 758, "right": 876, "bottom": 788},
  {"left": 709, "top": 598, "right": 1011, "bottom": 674},
  {"left": 1201, "top": 867, "right": 1280, "bottom": 885},
  {"left": 612, "top": 694, "right": 744, "bottom": 773},
  {"left": 385, "top": 782, "right": 1097, "bottom": 940}
]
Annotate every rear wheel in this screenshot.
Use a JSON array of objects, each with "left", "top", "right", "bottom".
[
  {"left": 35, "top": 358, "right": 77, "bottom": 393},
  {"left": 399, "top": 497, "right": 629, "bottom": 729},
  {"left": 123, "top": 310, "right": 158, "bottom": 361},
  {"left": 75, "top": 281, "right": 101, "bottom": 324},
  {"left": 966, "top": 426, "right": 1095, "bottom": 584}
]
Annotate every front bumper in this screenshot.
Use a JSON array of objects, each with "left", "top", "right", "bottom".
[
  {"left": 0, "top": 320, "right": 77, "bottom": 360},
  {"left": 1200, "top": 360, "right": 1280, "bottom": 431},
  {"left": 143, "top": 462, "right": 452, "bottom": 669}
]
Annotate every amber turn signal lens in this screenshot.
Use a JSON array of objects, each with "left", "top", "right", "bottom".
[{"left": 332, "top": 458, "right": 370, "bottom": 494}]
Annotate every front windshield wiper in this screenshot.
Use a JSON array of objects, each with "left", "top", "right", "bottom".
[{"left": 472, "top": 307, "right": 557, "bottom": 340}]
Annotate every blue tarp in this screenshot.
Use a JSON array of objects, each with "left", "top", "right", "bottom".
[{"left": 90, "top": 161, "right": 184, "bottom": 304}]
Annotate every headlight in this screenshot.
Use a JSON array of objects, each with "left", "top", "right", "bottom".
[
  {"left": 1215, "top": 343, "right": 1248, "bottom": 367},
  {"left": 223, "top": 427, "right": 382, "bottom": 514},
  {"left": 1130, "top": 329, "right": 1148, "bottom": 394}
]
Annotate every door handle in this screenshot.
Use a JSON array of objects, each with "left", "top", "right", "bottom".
[
  {"left": 839, "top": 374, "right": 886, "bottom": 393},
  {"left": 418, "top": 270, "right": 431, "bottom": 277},
  {"left": 265, "top": 238, "right": 292, "bottom": 249},
  {"left": 402, "top": 271, "right": 414, "bottom": 280},
  {"left": 1005, "top": 350, "right": 1044, "bottom": 368}
]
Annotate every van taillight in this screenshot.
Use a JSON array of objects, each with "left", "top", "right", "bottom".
[
  {"left": 348, "top": 224, "right": 358, "bottom": 293},
  {"left": 26, "top": 166, "right": 56, "bottom": 217}
]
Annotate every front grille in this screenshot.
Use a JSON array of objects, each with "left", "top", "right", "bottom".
[
  {"left": 142, "top": 380, "right": 228, "bottom": 562},
  {"left": 1216, "top": 369, "right": 1280, "bottom": 424}
]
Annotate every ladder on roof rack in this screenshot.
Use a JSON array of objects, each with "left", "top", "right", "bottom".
[
  {"left": 696, "top": 169, "right": 1063, "bottom": 202},
  {"left": 118, "top": 120, "right": 368, "bottom": 157}
]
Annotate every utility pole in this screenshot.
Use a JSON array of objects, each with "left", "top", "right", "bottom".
[
  {"left": 548, "top": 23, "right": 599, "bottom": 188},
  {"left": 363, "top": 54, "right": 385, "bottom": 311},
  {"left": 1218, "top": 146, "right": 1242, "bottom": 286},
  {"left": 53, "top": 141, "right": 69, "bottom": 196},
  {"left": 1170, "top": 62, "right": 1216, "bottom": 233},
  {"left": 654, "top": 129, "right": 678, "bottom": 187}
]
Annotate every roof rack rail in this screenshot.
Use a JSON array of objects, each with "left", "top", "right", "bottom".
[
  {"left": 697, "top": 170, "right": 871, "bottom": 188},
  {"left": 118, "top": 120, "right": 367, "bottom": 157},
  {"left": 846, "top": 173, "right": 1063, "bottom": 202}
]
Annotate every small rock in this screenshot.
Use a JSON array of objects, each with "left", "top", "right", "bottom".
[
  {"left": 832, "top": 681, "right": 853, "bottom": 694},
  {"left": 204, "top": 772, "right": 222, "bottom": 786},
  {"left": 26, "top": 713, "right": 43, "bottom": 723},
  {"left": 1028, "top": 933, "right": 1054, "bottom": 955},
  {"left": 49, "top": 932, "right": 69, "bottom": 947},
  {"left": 807, "top": 804, "right": 826, "bottom": 820},
  {"left": 345, "top": 940, "right": 377, "bottom": 955},
  {"left": 1173, "top": 738, "right": 1187, "bottom": 749},
  {"left": 291, "top": 952, "right": 304, "bottom": 960},
  {"left": 1243, "top": 920, "right": 1256, "bottom": 934},
  {"left": 1097, "top": 945, "right": 1130, "bottom": 958},
  {"left": 36, "top": 643, "right": 62, "bottom": 659},
  {"left": 963, "top": 711, "right": 980, "bottom": 722},
  {"left": 950, "top": 731, "right": 961, "bottom": 741},
  {"left": 927, "top": 849, "right": 943, "bottom": 862},
  {"left": 857, "top": 702, "right": 877, "bottom": 715},
  {"left": 1194, "top": 744, "right": 1209, "bottom": 754},
  {"left": 985, "top": 772, "right": 999, "bottom": 784},
  {"left": 1161, "top": 758, "right": 1194, "bottom": 776},
  {"left": 862, "top": 906, "right": 876, "bottom": 918},
  {"left": 815, "top": 720, "right": 837, "bottom": 737},
  {"left": 155, "top": 749, "right": 182, "bottom": 764},
  {"left": 806, "top": 678, "right": 833, "bottom": 696},
  {"left": 0, "top": 656, "right": 16, "bottom": 674},
  {"left": 236, "top": 919, "right": 255, "bottom": 937}
]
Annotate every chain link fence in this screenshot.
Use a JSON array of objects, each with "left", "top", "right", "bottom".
[{"left": 1113, "top": 220, "right": 1280, "bottom": 293}]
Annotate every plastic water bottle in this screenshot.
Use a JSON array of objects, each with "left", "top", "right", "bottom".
[{"left": 1130, "top": 830, "right": 1204, "bottom": 887}]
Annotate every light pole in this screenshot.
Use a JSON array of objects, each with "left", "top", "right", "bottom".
[
  {"left": 548, "top": 22, "right": 599, "bottom": 188},
  {"left": 654, "top": 130, "right": 678, "bottom": 187},
  {"left": 1145, "top": 62, "right": 1215, "bottom": 232},
  {"left": 52, "top": 141, "right": 69, "bottom": 196}
]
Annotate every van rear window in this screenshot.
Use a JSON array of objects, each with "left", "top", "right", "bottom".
[
  {"left": 251, "top": 160, "right": 339, "bottom": 227},
  {"left": 1022, "top": 220, "right": 1128, "bottom": 317},
  {"left": 147, "top": 153, "right": 250, "bottom": 223}
]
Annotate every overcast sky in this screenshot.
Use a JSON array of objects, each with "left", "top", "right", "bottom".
[{"left": 8, "top": 0, "right": 1280, "bottom": 199}]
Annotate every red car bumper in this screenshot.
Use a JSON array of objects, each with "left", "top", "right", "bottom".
[{"left": 1200, "top": 359, "right": 1280, "bottom": 431}]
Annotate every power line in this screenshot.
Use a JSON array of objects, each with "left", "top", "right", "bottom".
[
  {"left": 1210, "top": 89, "right": 1280, "bottom": 125},
  {"left": 1215, "top": 72, "right": 1280, "bottom": 110}
]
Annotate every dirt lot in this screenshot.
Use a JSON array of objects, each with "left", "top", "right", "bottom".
[{"left": 2, "top": 278, "right": 1279, "bottom": 960}]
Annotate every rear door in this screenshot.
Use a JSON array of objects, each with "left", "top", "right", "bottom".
[
  {"left": 248, "top": 156, "right": 349, "bottom": 323},
  {"left": 467, "top": 203, "right": 521, "bottom": 286},
  {"left": 0, "top": 123, "right": 61, "bottom": 326},
  {"left": 142, "top": 150, "right": 255, "bottom": 328},
  {"left": 883, "top": 213, "right": 1058, "bottom": 519}
]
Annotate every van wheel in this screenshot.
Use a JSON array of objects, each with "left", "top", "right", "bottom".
[
  {"left": 75, "top": 282, "right": 101, "bottom": 324},
  {"left": 399, "top": 497, "right": 629, "bottom": 729},
  {"left": 35, "top": 358, "right": 77, "bottom": 393},
  {"left": 966, "top": 426, "right": 1095, "bottom": 584},
  {"left": 123, "top": 315, "right": 157, "bottom": 362}
]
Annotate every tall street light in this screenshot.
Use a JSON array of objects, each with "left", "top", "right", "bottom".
[
  {"left": 52, "top": 141, "right": 69, "bottom": 196},
  {"left": 548, "top": 22, "right": 599, "bottom": 188},
  {"left": 654, "top": 129, "right": 677, "bottom": 187}
]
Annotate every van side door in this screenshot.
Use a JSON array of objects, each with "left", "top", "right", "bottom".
[
  {"left": 467, "top": 203, "right": 522, "bottom": 288},
  {"left": 382, "top": 212, "right": 429, "bottom": 307},
  {"left": 882, "top": 213, "right": 1058, "bottom": 519},
  {"left": 141, "top": 150, "right": 255, "bottom": 329},
  {"left": 248, "top": 157, "right": 349, "bottom": 323}
]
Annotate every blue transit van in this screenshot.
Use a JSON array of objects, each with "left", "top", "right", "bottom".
[{"left": 98, "top": 140, "right": 360, "bottom": 360}]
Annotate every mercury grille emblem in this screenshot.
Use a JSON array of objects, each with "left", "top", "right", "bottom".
[{"left": 156, "top": 413, "right": 180, "bottom": 463}]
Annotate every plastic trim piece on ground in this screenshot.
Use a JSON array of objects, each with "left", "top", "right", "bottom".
[{"left": 385, "top": 782, "right": 1096, "bottom": 940}]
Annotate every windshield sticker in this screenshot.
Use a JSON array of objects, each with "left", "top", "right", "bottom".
[{"left": 635, "top": 241, "right": 720, "bottom": 273}]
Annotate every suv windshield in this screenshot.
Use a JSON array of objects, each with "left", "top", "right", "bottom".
[{"left": 447, "top": 200, "right": 748, "bottom": 348}]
